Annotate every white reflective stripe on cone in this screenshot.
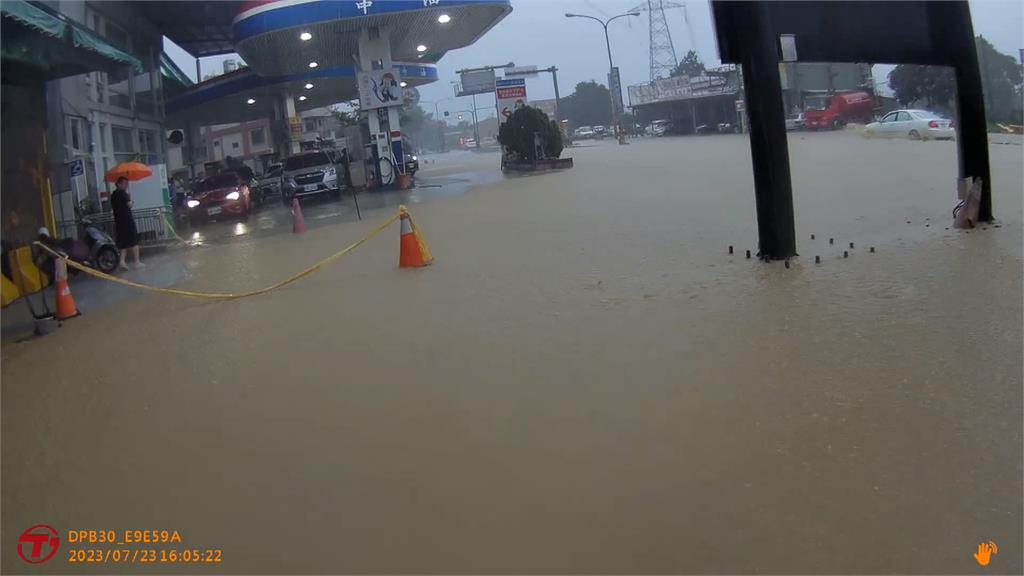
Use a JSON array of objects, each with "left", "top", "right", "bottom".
[
  {"left": 55, "top": 258, "right": 68, "bottom": 283},
  {"left": 399, "top": 216, "right": 413, "bottom": 235}
]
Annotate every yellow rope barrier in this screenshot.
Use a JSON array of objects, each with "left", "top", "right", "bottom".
[{"left": 34, "top": 213, "right": 400, "bottom": 301}]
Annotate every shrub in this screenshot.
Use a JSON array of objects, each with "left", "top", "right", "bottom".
[{"left": 497, "top": 106, "right": 564, "bottom": 162}]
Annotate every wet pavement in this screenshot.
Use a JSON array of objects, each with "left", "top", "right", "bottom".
[{"left": 2, "top": 132, "right": 1021, "bottom": 574}]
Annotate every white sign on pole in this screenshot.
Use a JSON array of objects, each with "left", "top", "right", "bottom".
[
  {"left": 495, "top": 78, "right": 528, "bottom": 123},
  {"left": 459, "top": 69, "right": 496, "bottom": 96},
  {"left": 129, "top": 164, "right": 170, "bottom": 210},
  {"left": 67, "top": 159, "right": 89, "bottom": 204},
  {"left": 358, "top": 68, "right": 404, "bottom": 110},
  {"left": 504, "top": 65, "right": 539, "bottom": 78}
]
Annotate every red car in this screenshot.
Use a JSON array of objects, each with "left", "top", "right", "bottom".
[{"left": 187, "top": 171, "right": 254, "bottom": 224}]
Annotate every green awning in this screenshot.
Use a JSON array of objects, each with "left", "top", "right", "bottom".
[
  {"left": 0, "top": 0, "right": 64, "bottom": 38},
  {"left": 70, "top": 27, "right": 142, "bottom": 72},
  {"left": 1, "top": 0, "right": 142, "bottom": 76}
]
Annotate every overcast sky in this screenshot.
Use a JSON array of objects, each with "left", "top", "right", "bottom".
[{"left": 166, "top": 0, "right": 1024, "bottom": 120}]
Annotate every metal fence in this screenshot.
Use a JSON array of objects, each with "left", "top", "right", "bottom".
[{"left": 57, "top": 207, "right": 177, "bottom": 246}]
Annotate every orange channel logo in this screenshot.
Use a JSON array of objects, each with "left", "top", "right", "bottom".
[{"left": 973, "top": 541, "right": 998, "bottom": 567}]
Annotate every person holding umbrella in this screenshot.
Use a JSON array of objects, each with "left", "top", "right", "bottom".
[{"left": 105, "top": 161, "right": 151, "bottom": 269}]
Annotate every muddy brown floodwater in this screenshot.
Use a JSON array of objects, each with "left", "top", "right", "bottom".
[{"left": 3, "top": 132, "right": 1021, "bottom": 574}]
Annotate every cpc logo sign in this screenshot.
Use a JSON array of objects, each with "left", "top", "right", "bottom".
[{"left": 17, "top": 524, "right": 60, "bottom": 564}]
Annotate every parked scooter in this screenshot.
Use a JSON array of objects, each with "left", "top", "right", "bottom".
[{"left": 42, "top": 218, "right": 120, "bottom": 274}]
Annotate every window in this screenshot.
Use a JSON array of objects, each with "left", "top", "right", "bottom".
[
  {"left": 283, "top": 152, "right": 331, "bottom": 170},
  {"left": 199, "top": 173, "right": 240, "bottom": 192},
  {"left": 881, "top": 112, "right": 897, "bottom": 123},
  {"left": 232, "top": 141, "right": 240, "bottom": 149},
  {"left": 305, "top": 119, "right": 317, "bottom": 132},
  {"left": 66, "top": 116, "right": 88, "bottom": 155},
  {"left": 895, "top": 111, "right": 912, "bottom": 122},
  {"left": 138, "top": 130, "right": 158, "bottom": 163},
  {"left": 98, "top": 123, "right": 108, "bottom": 152},
  {"left": 107, "top": 65, "right": 131, "bottom": 110},
  {"left": 111, "top": 126, "right": 134, "bottom": 163},
  {"left": 250, "top": 127, "right": 266, "bottom": 146},
  {"left": 94, "top": 73, "right": 106, "bottom": 104}
]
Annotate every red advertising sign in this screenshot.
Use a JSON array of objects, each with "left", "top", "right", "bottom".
[{"left": 496, "top": 86, "right": 526, "bottom": 99}]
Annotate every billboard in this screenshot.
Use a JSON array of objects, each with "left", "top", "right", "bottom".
[
  {"left": 608, "top": 67, "right": 624, "bottom": 116},
  {"left": 459, "top": 69, "right": 496, "bottom": 96},
  {"left": 358, "top": 68, "right": 403, "bottom": 110},
  {"left": 627, "top": 74, "right": 732, "bottom": 107},
  {"left": 495, "top": 78, "right": 527, "bottom": 122}
]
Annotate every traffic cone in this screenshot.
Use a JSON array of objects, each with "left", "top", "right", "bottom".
[
  {"left": 399, "top": 205, "right": 433, "bottom": 268},
  {"left": 53, "top": 257, "right": 80, "bottom": 320},
  {"left": 292, "top": 197, "right": 306, "bottom": 234}
]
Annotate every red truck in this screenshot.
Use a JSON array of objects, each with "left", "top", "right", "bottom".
[{"left": 802, "top": 91, "right": 874, "bottom": 130}]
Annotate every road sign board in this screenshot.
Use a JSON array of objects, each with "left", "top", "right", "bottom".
[
  {"left": 495, "top": 78, "right": 528, "bottom": 122},
  {"left": 459, "top": 69, "right": 496, "bottom": 96},
  {"left": 504, "top": 65, "right": 538, "bottom": 78},
  {"left": 68, "top": 159, "right": 84, "bottom": 178}
]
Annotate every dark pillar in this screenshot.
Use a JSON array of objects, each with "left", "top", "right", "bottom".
[
  {"left": 937, "top": 2, "right": 992, "bottom": 221},
  {"left": 739, "top": 3, "right": 797, "bottom": 259}
]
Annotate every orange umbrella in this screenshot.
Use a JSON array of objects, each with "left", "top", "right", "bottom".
[{"left": 104, "top": 162, "right": 152, "bottom": 183}]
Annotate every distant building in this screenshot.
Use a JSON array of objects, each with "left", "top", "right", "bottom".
[
  {"left": 627, "top": 63, "right": 875, "bottom": 134},
  {"left": 299, "top": 107, "right": 345, "bottom": 150}
]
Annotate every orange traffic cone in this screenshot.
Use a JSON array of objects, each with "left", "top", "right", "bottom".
[
  {"left": 399, "top": 205, "right": 433, "bottom": 268},
  {"left": 292, "top": 197, "right": 306, "bottom": 234},
  {"left": 54, "top": 257, "right": 80, "bottom": 320}
]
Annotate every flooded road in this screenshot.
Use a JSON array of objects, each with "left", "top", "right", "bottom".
[{"left": 2, "top": 132, "right": 1021, "bottom": 573}]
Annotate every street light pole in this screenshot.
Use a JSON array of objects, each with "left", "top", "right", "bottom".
[{"left": 565, "top": 11, "right": 639, "bottom": 134}]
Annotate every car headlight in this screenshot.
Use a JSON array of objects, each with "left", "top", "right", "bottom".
[
  {"left": 326, "top": 167, "right": 336, "bottom": 176},
  {"left": 187, "top": 199, "right": 200, "bottom": 208},
  {"left": 286, "top": 178, "right": 297, "bottom": 188},
  {"left": 411, "top": 155, "right": 417, "bottom": 161},
  {"left": 226, "top": 191, "right": 240, "bottom": 200}
]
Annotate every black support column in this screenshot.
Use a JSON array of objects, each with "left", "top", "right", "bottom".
[
  {"left": 936, "top": 1, "right": 993, "bottom": 221},
  {"left": 739, "top": 3, "right": 796, "bottom": 259}
]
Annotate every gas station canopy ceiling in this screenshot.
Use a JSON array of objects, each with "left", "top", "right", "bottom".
[
  {"left": 165, "top": 63, "right": 437, "bottom": 126},
  {"left": 138, "top": 1, "right": 512, "bottom": 70},
  {"left": 150, "top": 0, "right": 510, "bottom": 126},
  {"left": 232, "top": 0, "right": 511, "bottom": 75}
]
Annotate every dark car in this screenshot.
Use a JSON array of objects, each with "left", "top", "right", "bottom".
[
  {"left": 399, "top": 146, "right": 415, "bottom": 176},
  {"left": 256, "top": 164, "right": 283, "bottom": 199},
  {"left": 186, "top": 171, "right": 254, "bottom": 224}
]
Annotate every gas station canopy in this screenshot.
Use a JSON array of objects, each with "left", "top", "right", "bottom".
[
  {"left": 153, "top": 0, "right": 511, "bottom": 125},
  {"left": 233, "top": 0, "right": 511, "bottom": 76},
  {"left": 166, "top": 62, "right": 437, "bottom": 125}
]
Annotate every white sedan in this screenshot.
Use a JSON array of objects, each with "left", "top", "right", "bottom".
[{"left": 864, "top": 109, "right": 955, "bottom": 140}]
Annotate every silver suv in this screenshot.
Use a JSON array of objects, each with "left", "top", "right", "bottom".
[{"left": 280, "top": 150, "right": 342, "bottom": 204}]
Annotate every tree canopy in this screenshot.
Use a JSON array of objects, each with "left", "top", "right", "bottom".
[
  {"left": 888, "top": 36, "right": 1023, "bottom": 124},
  {"left": 560, "top": 81, "right": 612, "bottom": 128},
  {"left": 671, "top": 50, "right": 706, "bottom": 78}
]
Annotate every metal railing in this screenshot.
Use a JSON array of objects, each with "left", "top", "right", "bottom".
[{"left": 64, "top": 206, "right": 177, "bottom": 246}]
